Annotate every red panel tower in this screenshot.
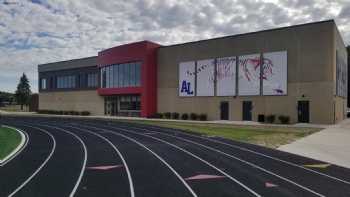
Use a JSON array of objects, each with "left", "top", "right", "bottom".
[{"left": 97, "top": 41, "right": 161, "bottom": 117}]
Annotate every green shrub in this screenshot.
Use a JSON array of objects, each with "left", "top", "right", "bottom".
[
  {"left": 181, "top": 113, "right": 189, "bottom": 120},
  {"left": 199, "top": 114, "right": 207, "bottom": 121},
  {"left": 171, "top": 112, "right": 180, "bottom": 119},
  {"left": 278, "top": 115, "right": 290, "bottom": 124},
  {"left": 266, "top": 115, "right": 276, "bottom": 123},
  {"left": 164, "top": 112, "right": 171, "bottom": 119},
  {"left": 190, "top": 113, "right": 198, "bottom": 120},
  {"left": 81, "top": 111, "right": 90, "bottom": 116},
  {"left": 151, "top": 113, "right": 163, "bottom": 119},
  {"left": 258, "top": 114, "right": 265, "bottom": 122}
]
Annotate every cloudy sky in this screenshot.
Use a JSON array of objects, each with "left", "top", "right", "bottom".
[{"left": 0, "top": 0, "right": 349, "bottom": 93}]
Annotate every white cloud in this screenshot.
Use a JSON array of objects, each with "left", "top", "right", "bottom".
[{"left": 0, "top": 0, "right": 349, "bottom": 93}]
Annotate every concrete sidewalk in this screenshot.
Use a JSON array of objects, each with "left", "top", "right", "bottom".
[{"left": 279, "top": 119, "right": 350, "bottom": 169}]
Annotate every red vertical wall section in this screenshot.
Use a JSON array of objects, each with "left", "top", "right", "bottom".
[{"left": 97, "top": 41, "right": 161, "bottom": 117}]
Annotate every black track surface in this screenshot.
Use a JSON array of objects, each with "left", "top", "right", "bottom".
[{"left": 1, "top": 116, "right": 350, "bottom": 197}]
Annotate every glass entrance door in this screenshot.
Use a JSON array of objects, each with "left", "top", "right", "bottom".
[{"left": 104, "top": 96, "right": 118, "bottom": 116}]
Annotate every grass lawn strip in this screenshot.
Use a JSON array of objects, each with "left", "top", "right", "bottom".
[
  {"left": 0, "top": 125, "right": 24, "bottom": 162},
  {"left": 118, "top": 120, "right": 320, "bottom": 148}
]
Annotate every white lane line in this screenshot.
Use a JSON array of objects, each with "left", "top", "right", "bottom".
[
  {"left": 40, "top": 124, "right": 87, "bottom": 197},
  {"left": 64, "top": 125, "right": 135, "bottom": 197},
  {"left": 104, "top": 124, "right": 325, "bottom": 197},
  {"left": 143, "top": 125, "right": 350, "bottom": 185},
  {"left": 8, "top": 125, "right": 56, "bottom": 197},
  {"left": 84, "top": 124, "right": 261, "bottom": 197},
  {"left": 0, "top": 126, "right": 29, "bottom": 167},
  {"left": 81, "top": 125, "right": 198, "bottom": 197}
]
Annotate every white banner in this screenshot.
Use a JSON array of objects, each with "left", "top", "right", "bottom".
[
  {"left": 179, "top": 61, "right": 195, "bottom": 97},
  {"left": 238, "top": 54, "right": 261, "bottom": 96},
  {"left": 262, "top": 51, "right": 288, "bottom": 95},
  {"left": 196, "top": 59, "right": 215, "bottom": 96},
  {"left": 217, "top": 57, "right": 236, "bottom": 96},
  {"left": 336, "top": 52, "right": 348, "bottom": 98}
]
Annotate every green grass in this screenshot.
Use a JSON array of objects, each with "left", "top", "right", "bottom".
[
  {"left": 0, "top": 126, "right": 22, "bottom": 160},
  {"left": 118, "top": 120, "right": 321, "bottom": 148}
]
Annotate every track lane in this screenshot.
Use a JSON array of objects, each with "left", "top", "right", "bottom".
[
  {"left": 141, "top": 124, "right": 350, "bottom": 184},
  {"left": 67, "top": 122, "right": 196, "bottom": 197},
  {"left": 79, "top": 124, "right": 261, "bottom": 197},
  {"left": 46, "top": 123, "right": 134, "bottom": 197},
  {"left": 3, "top": 117, "right": 350, "bottom": 197},
  {"left": 115, "top": 122, "right": 350, "bottom": 197},
  {"left": 0, "top": 122, "right": 53, "bottom": 196},
  {"left": 4, "top": 121, "right": 86, "bottom": 197},
  {"left": 80, "top": 122, "right": 322, "bottom": 197}
]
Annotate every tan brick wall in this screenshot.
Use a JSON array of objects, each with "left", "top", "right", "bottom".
[
  {"left": 157, "top": 21, "right": 341, "bottom": 124},
  {"left": 39, "top": 90, "right": 104, "bottom": 115}
]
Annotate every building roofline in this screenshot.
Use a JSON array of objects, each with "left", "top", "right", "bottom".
[
  {"left": 98, "top": 40, "right": 161, "bottom": 55},
  {"left": 38, "top": 56, "right": 97, "bottom": 68},
  {"left": 160, "top": 19, "right": 336, "bottom": 48}
]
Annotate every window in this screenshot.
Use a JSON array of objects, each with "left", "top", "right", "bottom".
[
  {"left": 100, "top": 62, "right": 142, "bottom": 89},
  {"left": 106, "top": 66, "right": 110, "bottom": 88},
  {"left": 110, "top": 65, "right": 114, "bottom": 88},
  {"left": 119, "top": 95, "right": 141, "bottom": 111},
  {"left": 102, "top": 67, "right": 106, "bottom": 88},
  {"left": 113, "top": 64, "right": 118, "bottom": 87},
  {"left": 87, "top": 73, "right": 98, "bottom": 88},
  {"left": 124, "top": 63, "right": 130, "bottom": 87},
  {"left": 41, "top": 78, "right": 47, "bottom": 90},
  {"left": 135, "top": 62, "right": 141, "bottom": 86},
  {"left": 57, "top": 75, "right": 76, "bottom": 88},
  {"left": 130, "top": 63, "right": 136, "bottom": 86},
  {"left": 119, "top": 64, "right": 124, "bottom": 87}
]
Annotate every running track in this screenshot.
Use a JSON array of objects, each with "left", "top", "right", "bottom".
[{"left": 1, "top": 116, "right": 350, "bottom": 197}]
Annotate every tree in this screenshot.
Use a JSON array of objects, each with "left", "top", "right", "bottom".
[{"left": 15, "top": 73, "right": 31, "bottom": 110}]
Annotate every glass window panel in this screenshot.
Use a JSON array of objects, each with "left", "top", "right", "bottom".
[
  {"left": 135, "top": 62, "right": 141, "bottom": 86},
  {"left": 72, "top": 76, "right": 76, "bottom": 88},
  {"left": 110, "top": 65, "right": 114, "bottom": 88},
  {"left": 68, "top": 76, "right": 71, "bottom": 88},
  {"left": 107, "top": 66, "right": 110, "bottom": 88},
  {"left": 41, "top": 78, "right": 46, "bottom": 89},
  {"left": 114, "top": 64, "right": 118, "bottom": 88},
  {"left": 124, "top": 63, "right": 129, "bottom": 87},
  {"left": 101, "top": 68, "right": 103, "bottom": 88},
  {"left": 130, "top": 63, "right": 135, "bottom": 86},
  {"left": 63, "top": 76, "right": 67, "bottom": 88},
  {"left": 119, "top": 64, "right": 124, "bottom": 87}
]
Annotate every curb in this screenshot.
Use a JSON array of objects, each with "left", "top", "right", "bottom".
[{"left": 0, "top": 112, "right": 329, "bottom": 129}]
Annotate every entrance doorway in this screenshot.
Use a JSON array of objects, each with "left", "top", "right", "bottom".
[
  {"left": 298, "top": 101, "right": 309, "bottom": 123},
  {"left": 220, "top": 101, "right": 229, "bottom": 120},
  {"left": 242, "top": 101, "right": 252, "bottom": 121}
]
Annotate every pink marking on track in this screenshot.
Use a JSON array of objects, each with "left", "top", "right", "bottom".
[
  {"left": 185, "top": 174, "right": 226, "bottom": 181},
  {"left": 265, "top": 182, "right": 278, "bottom": 188},
  {"left": 87, "top": 165, "right": 124, "bottom": 170},
  {"left": 143, "top": 132, "right": 157, "bottom": 135}
]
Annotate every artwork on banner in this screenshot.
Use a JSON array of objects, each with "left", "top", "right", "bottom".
[
  {"left": 217, "top": 57, "right": 236, "bottom": 96},
  {"left": 262, "top": 51, "right": 288, "bottom": 95},
  {"left": 179, "top": 61, "right": 195, "bottom": 97},
  {"left": 196, "top": 59, "right": 215, "bottom": 96},
  {"left": 238, "top": 54, "right": 261, "bottom": 96},
  {"left": 336, "top": 52, "right": 347, "bottom": 98}
]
